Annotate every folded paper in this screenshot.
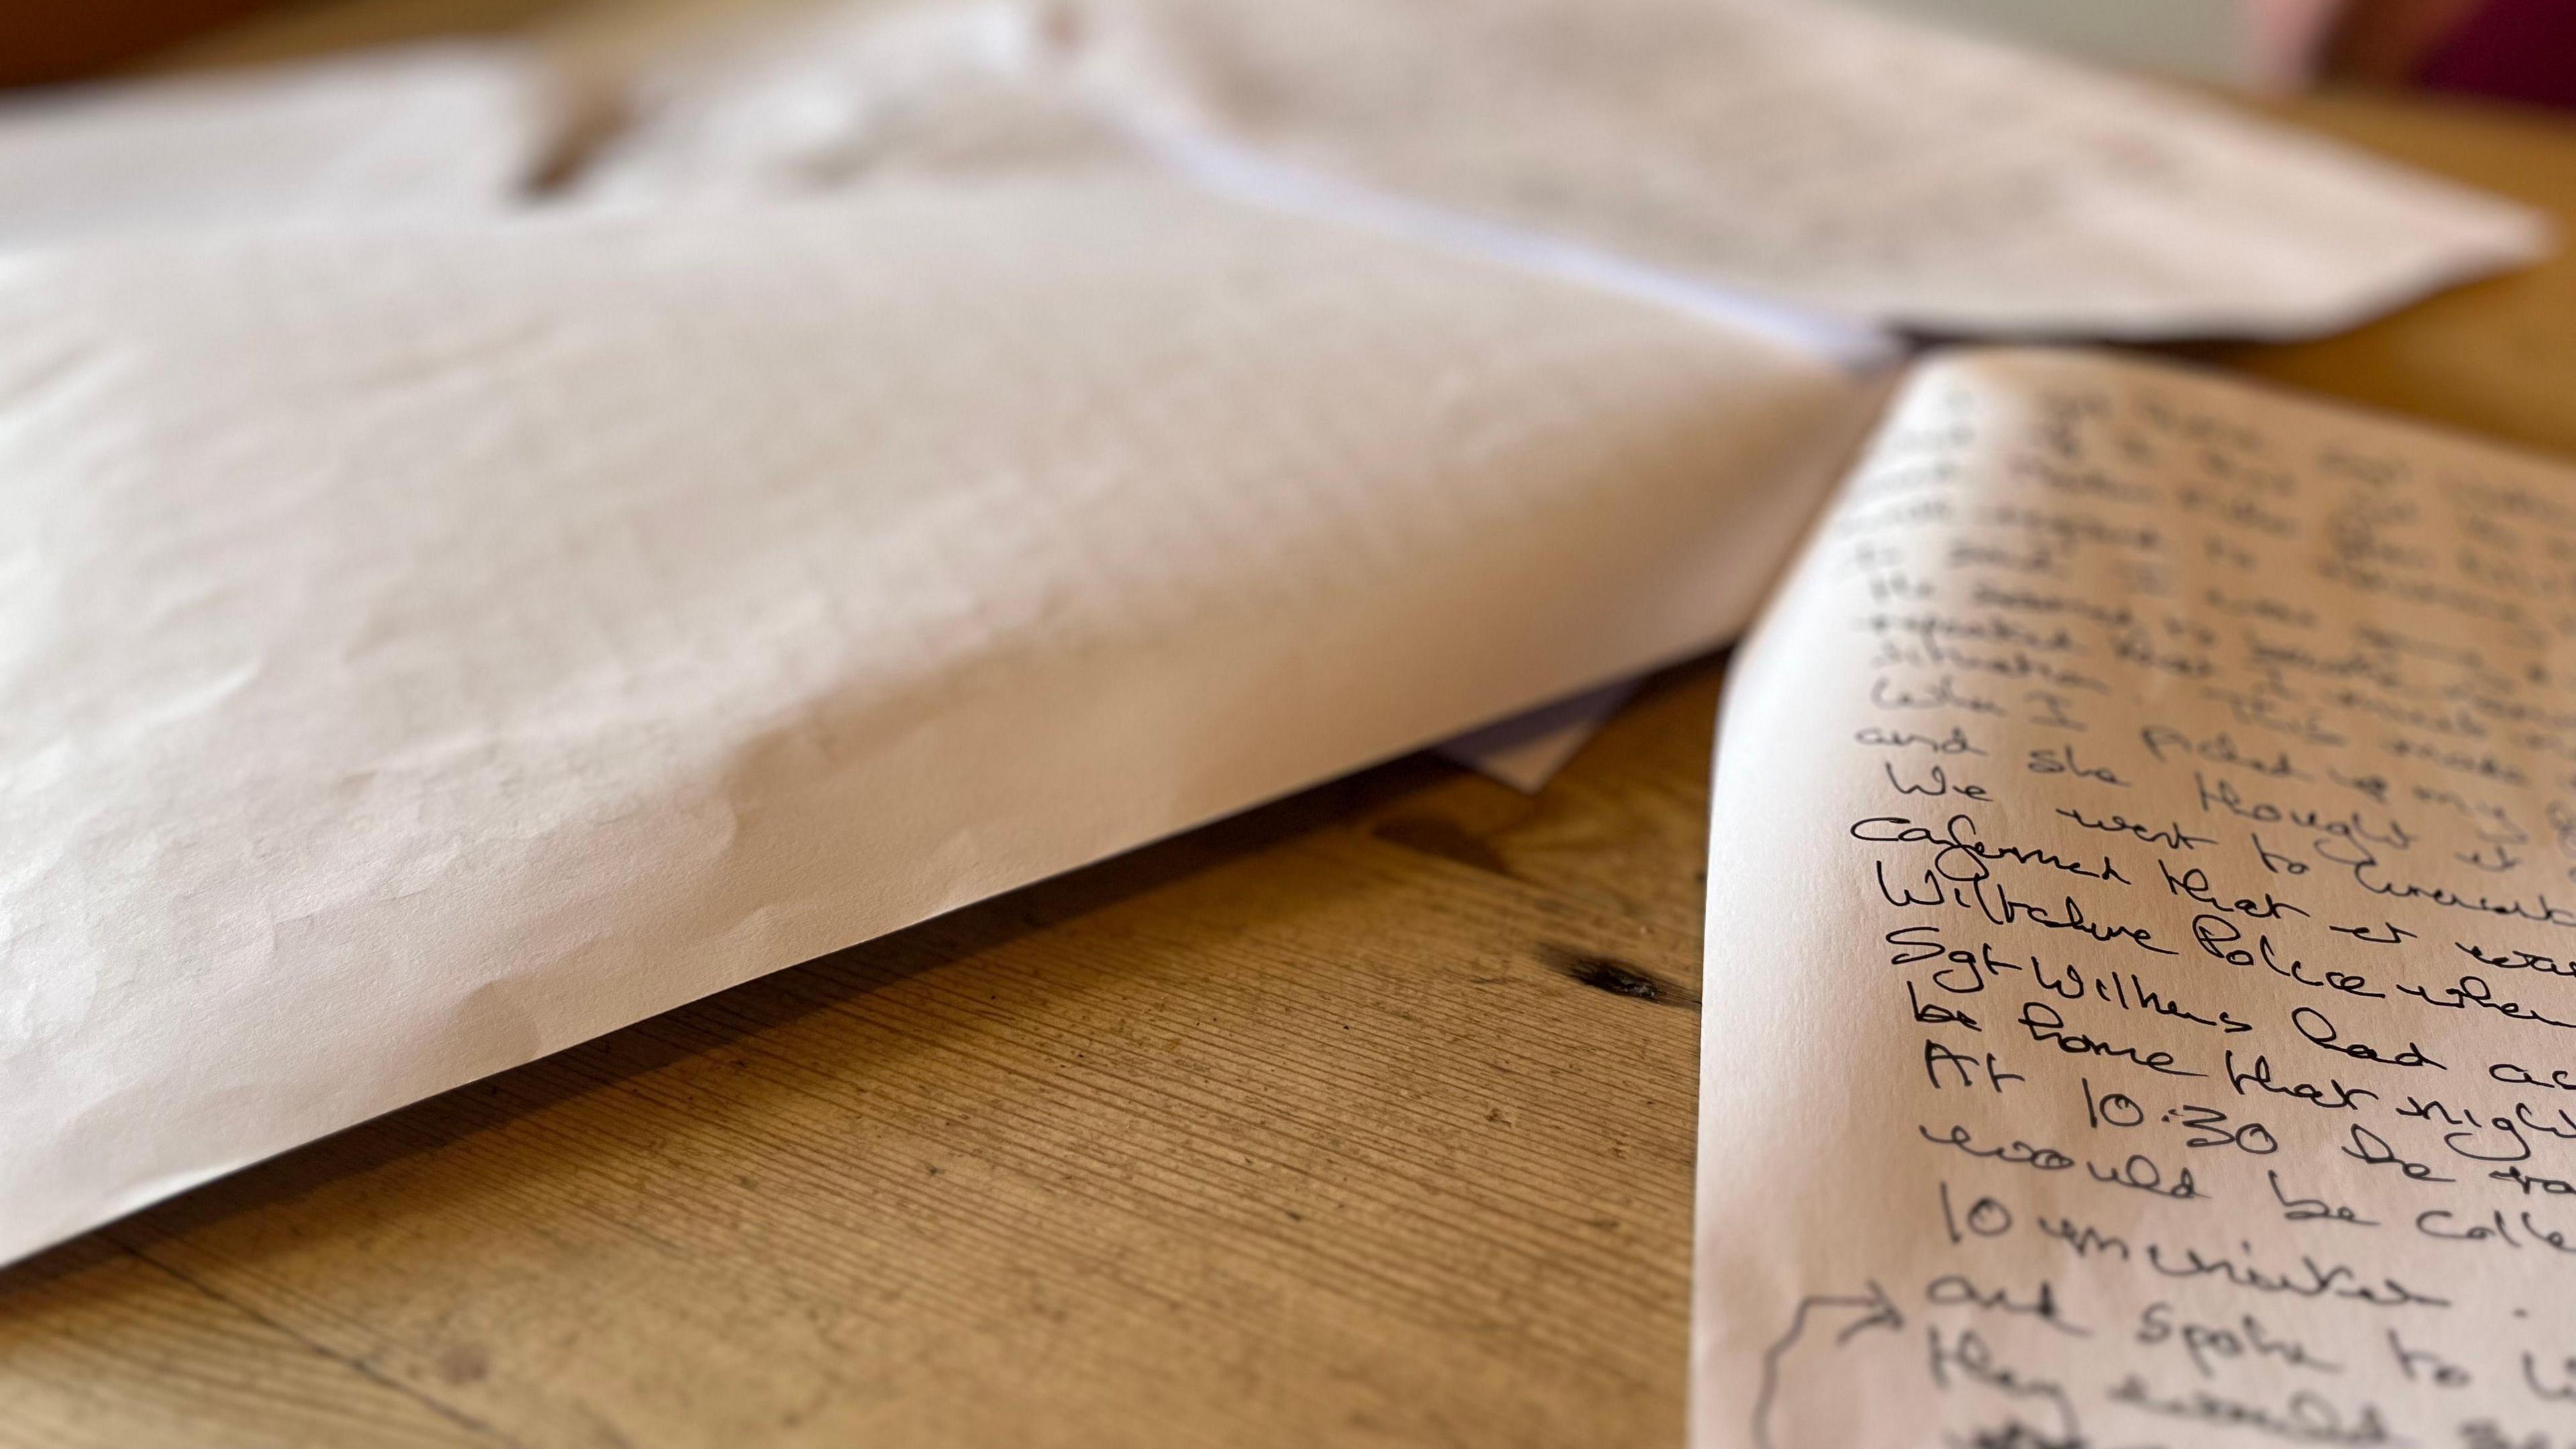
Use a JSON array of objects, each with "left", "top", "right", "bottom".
[{"left": 0, "top": 176, "right": 1874, "bottom": 1265}]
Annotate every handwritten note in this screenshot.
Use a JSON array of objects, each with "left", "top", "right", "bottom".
[{"left": 1696, "top": 350, "right": 2576, "bottom": 1447}]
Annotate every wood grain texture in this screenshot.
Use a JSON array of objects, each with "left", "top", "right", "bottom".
[
  {"left": 2, "top": 27, "right": 2573, "bottom": 1443},
  {"left": 1, "top": 678, "right": 1715, "bottom": 1449}
]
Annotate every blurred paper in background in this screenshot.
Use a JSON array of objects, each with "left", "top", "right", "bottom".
[
  {"left": 543, "top": 0, "right": 2550, "bottom": 338},
  {"left": 0, "top": 43, "right": 553, "bottom": 248},
  {"left": 1054, "top": 0, "right": 2540, "bottom": 337},
  {"left": 1843, "top": 0, "right": 2347, "bottom": 89}
]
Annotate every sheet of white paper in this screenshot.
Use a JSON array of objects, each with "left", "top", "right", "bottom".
[
  {"left": 1438, "top": 680, "right": 1640, "bottom": 793},
  {"left": 566, "top": 0, "right": 1140, "bottom": 201},
  {"left": 0, "top": 44, "right": 555, "bottom": 249},
  {"left": 1072, "top": 0, "right": 2548, "bottom": 338},
  {"left": 0, "top": 174, "right": 1878, "bottom": 1269},
  {"left": 1695, "top": 347, "right": 2576, "bottom": 1446},
  {"left": 562, "top": 0, "right": 1892, "bottom": 802},
  {"left": 564, "top": 0, "right": 1896, "bottom": 371}
]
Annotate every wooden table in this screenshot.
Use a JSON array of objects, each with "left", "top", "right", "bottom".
[{"left": 6, "top": 13, "right": 2575, "bottom": 1442}]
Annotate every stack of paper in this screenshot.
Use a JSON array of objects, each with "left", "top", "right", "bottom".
[{"left": 0, "top": 0, "right": 2552, "bottom": 1303}]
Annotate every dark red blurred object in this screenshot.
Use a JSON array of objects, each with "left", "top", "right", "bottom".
[
  {"left": 0, "top": 1, "right": 278, "bottom": 87},
  {"left": 2418, "top": 0, "right": 2576, "bottom": 109}
]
